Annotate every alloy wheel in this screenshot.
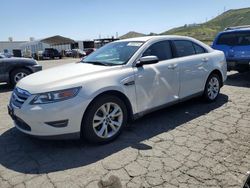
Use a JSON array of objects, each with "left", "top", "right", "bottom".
[
  {"left": 207, "top": 76, "right": 220, "bottom": 100},
  {"left": 92, "top": 102, "right": 123, "bottom": 138},
  {"left": 14, "top": 72, "right": 27, "bottom": 83}
]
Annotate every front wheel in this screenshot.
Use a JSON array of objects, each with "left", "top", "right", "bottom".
[
  {"left": 81, "top": 95, "right": 128, "bottom": 144},
  {"left": 203, "top": 74, "right": 221, "bottom": 102},
  {"left": 10, "top": 68, "right": 31, "bottom": 86}
]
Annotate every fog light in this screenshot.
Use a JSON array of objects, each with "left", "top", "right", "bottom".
[{"left": 45, "top": 120, "right": 69, "bottom": 128}]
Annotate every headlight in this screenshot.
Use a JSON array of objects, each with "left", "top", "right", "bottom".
[{"left": 30, "top": 87, "right": 81, "bottom": 105}]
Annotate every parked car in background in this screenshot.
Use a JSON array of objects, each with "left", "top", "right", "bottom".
[
  {"left": 84, "top": 48, "right": 96, "bottom": 56},
  {"left": 65, "top": 49, "right": 89, "bottom": 58},
  {"left": 72, "top": 49, "right": 86, "bottom": 58},
  {"left": 42, "top": 48, "right": 62, "bottom": 60},
  {"left": 212, "top": 26, "right": 250, "bottom": 72},
  {"left": 65, "top": 49, "right": 72, "bottom": 57},
  {"left": 8, "top": 36, "right": 226, "bottom": 143},
  {"left": 0, "top": 57, "right": 42, "bottom": 86}
]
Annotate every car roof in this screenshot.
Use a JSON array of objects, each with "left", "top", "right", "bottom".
[
  {"left": 219, "top": 27, "right": 250, "bottom": 34},
  {"left": 117, "top": 35, "right": 213, "bottom": 52},
  {"left": 118, "top": 35, "right": 197, "bottom": 42}
]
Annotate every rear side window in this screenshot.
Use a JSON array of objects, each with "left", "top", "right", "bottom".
[
  {"left": 216, "top": 31, "right": 250, "bottom": 46},
  {"left": 142, "top": 41, "right": 172, "bottom": 61},
  {"left": 173, "top": 40, "right": 196, "bottom": 57},
  {"left": 193, "top": 43, "right": 206, "bottom": 54}
]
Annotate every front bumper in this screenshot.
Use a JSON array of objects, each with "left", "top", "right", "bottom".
[
  {"left": 8, "top": 94, "right": 91, "bottom": 140},
  {"left": 29, "top": 65, "right": 42, "bottom": 73}
]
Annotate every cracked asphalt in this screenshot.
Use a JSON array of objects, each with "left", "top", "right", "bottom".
[{"left": 0, "top": 59, "right": 250, "bottom": 188}]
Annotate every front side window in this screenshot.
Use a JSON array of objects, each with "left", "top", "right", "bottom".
[
  {"left": 142, "top": 41, "right": 172, "bottom": 61},
  {"left": 173, "top": 40, "right": 196, "bottom": 57},
  {"left": 82, "top": 41, "right": 144, "bottom": 66}
]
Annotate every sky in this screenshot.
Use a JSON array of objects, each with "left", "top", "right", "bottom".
[{"left": 0, "top": 0, "right": 250, "bottom": 41}]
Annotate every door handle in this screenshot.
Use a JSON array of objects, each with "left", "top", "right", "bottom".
[
  {"left": 168, "top": 64, "right": 178, "bottom": 69},
  {"left": 202, "top": 57, "right": 209, "bottom": 62}
]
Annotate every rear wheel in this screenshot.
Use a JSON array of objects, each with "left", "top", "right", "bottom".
[
  {"left": 10, "top": 68, "right": 31, "bottom": 86},
  {"left": 81, "top": 95, "right": 128, "bottom": 144},
  {"left": 203, "top": 74, "right": 221, "bottom": 102}
]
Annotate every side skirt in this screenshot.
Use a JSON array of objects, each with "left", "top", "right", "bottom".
[{"left": 133, "top": 91, "right": 204, "bottom": 120}]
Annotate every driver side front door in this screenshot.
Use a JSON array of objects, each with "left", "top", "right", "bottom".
[{"left": 133, "top": 40, "right": 180, "bottom": 114}]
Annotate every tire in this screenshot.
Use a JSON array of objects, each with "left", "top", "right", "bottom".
[
  {"left": 10, "top": 68, "right": 31, "bottom": 86},
  {"left": 203, "top": 73, "right": 221, "bottom": 102},
  {"left": 81, "top": 95, "right": 128, "bottom": 144}
]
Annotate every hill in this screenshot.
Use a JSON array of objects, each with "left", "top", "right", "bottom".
[
  {"left": 119, "top": 31, "right": 146, "bottom": 39},
  {"left": 120, "top": 8, "right": 250, "bottom": 42},
  {"left": 161, "top": 8, "right": 250, "bottom": 42}
]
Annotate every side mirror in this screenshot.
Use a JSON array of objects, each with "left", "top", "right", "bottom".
[{"left": 136, "top": 56, "right": 159, "bottom": 67}]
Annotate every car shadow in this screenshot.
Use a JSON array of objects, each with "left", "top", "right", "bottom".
[
  {"left": 0, "top": 83, "right": 12, "bottom": 93},
  {"left": 225, "top": 72, "right": 250, "bottom": 88},
  {"left": 0, "top": 94, "right": 228, "bottom": 174}
]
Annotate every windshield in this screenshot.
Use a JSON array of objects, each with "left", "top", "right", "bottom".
[{"left": 81, "top": 41, "right": 144, "bottom": 66}]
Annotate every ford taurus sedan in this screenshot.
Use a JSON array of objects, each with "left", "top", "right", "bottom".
[{"left": 8, "top": 36, "right": 227, "bottom": 143}]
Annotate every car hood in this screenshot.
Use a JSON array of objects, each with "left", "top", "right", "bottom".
[
  {"left": 17, "top": 62, "right": 121, "bottom": 94},
  {"left": 4, "top": 57, "right": 37, "bottom": 65}
]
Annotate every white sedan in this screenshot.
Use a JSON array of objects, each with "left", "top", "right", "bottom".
[{"left": 8, "top": 36, "right": 227, "bottom": 143}]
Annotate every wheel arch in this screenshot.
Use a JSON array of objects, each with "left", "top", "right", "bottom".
[
  {"left": 206, "top": 69, "right": 223, "bottom": 88},
  {"left": 81, "top": 90, "right": 134, "bottom": 126},
  {"left": 7, "top": 66, "right": 33, "bottom": 83},
  {"left": 9, "top": 66, "right": 32, "bottom": 81}
]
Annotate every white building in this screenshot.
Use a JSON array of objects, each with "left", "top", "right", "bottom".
[
  {"left": 0, "top": 36, "right": 95, "bottom": 57},
  {"left": 0, "top": 41, "right": 26, "bottom": 54},
  {"left": 20, "top": 40, "right": 50, "bottom": 55}
]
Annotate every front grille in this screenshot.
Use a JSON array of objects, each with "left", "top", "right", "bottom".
[{"left": 10, "top": 87, "right": 31, "bottom": 108}]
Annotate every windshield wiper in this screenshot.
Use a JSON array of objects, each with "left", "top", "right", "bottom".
[{"left": 82, "top": 61, "right": 110, "bottom": 66}]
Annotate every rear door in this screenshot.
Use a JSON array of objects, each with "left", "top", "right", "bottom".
[{"left": 172, "top": 40, "right": 209, "bottom": 98}]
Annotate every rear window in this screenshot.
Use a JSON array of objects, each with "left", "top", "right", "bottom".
[
  {"left": 193, "top": 43, "right": 206, "bottom": 54},
  {"left": 216, "top": 31, "right": 250, "bottom": 46}
]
